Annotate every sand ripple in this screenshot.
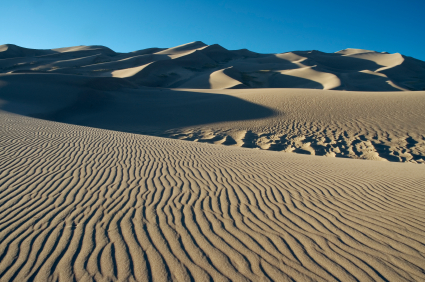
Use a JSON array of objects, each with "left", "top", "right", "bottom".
[{"left": 1, "top": 112, "right": 425, "bottom": 281}]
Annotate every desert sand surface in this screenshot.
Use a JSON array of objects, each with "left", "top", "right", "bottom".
[
  {"left": 1, "top": 73, "right": 425, "bottom": 163},
  {"left": 1, "top": 42, "right": 425, "bottom": 281},
  {"left": 1, "top": 42, "right": 425, "bottom": 163},
  {"left": 1, "top": 112, "right": 425, "bottom": 282}
]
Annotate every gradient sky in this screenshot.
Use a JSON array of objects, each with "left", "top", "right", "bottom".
[{"left": 1, "top": 0, "right": 424, "bottom": 60}]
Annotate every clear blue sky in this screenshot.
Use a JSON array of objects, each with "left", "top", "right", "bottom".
[{"left": 1, "top": 0, "right": 424, "bottom": 60}]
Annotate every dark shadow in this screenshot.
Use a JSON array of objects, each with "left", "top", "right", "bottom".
[
  {"left": 372, "top": 143, "right": 400, "bottom": 162},
  {"left": 0, "top": 44, "right": 57, "bottom": 60},
  {"left": 338, "top": 71, "right": 404, "bottom": 91},
  {"left": 268, "top": 72, "right": 324, "bottom": 89},
  {"left": 0, "top": 73, "right": 276, "bottom": 135},
  {"left": 291, "top": 50, "right": 384, "bottom": 72}
]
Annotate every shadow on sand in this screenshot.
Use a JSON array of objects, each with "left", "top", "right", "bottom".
[{"left": 0, "top": 73, "right": 276, "bottom": 134}]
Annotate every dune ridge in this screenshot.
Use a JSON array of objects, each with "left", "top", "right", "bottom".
[
  {"left": 0, "top": 111, "right": 425, "bottom": 281},
  {"left": 1, "top": 42, "right": 425, "bottom": 91}
]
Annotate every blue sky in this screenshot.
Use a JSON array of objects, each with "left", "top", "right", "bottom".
[{"left": 1, "top": 0, "right": 424, "bottom": 60}]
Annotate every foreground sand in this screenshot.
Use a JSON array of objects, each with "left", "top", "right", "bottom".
[{"left": 1, "top": 111, "right": 424, "bottom": 281}]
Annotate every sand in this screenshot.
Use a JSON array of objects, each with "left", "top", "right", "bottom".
[
  {"left": 1, "top": 42, "right": 425, "bottom": 281},
  {"left": 1, "top": 73, "right": 424, "bottom": 163},
  {"left": 0, "top": 112, "right": 424, "bottom": 281}
]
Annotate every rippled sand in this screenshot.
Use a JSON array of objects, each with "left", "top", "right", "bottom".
[
  {"left": 1, "top": 112, "right": 424, "bottom": 281},
  {"left": 1, "top": 41, "right": 425, "bottom": 281}
]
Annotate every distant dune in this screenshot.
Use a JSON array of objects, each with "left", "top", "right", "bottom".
[
  {"left": 1, "top": 42, "right": 425, "bottom": 281},
  {"left": 1, "top": 41, "right": 425, "bottom": 91}
]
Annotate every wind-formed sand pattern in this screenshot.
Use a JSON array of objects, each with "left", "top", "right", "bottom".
[
  {"left": 1, "top": 42, "right": 425, "bottom": 281},
  {"left": 1, "top": 113, "right": 425, "bottom": 281}
]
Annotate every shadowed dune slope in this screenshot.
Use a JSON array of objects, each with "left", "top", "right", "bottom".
[
  {"left": 0, "top": 73, "right": 275, "bottom": 130},
  {"left": 0, "top": 112, "right": 424, "bottom": 282},
  {"left": 1, "top": 42, "right": 424, "bottom": 91}
]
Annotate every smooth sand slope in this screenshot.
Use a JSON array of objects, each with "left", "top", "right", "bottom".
[
  {"left": 0, "top": 112, "right": 425, "bottom": 282},
  {"left": 1, "top": 42, "right": 425, "bottom": 91}
]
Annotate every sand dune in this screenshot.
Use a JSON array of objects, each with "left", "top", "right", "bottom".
[
  {"left": 1, "top": 73, "right": 424, "bottom": 162},
  {"left": 1, "top": 42, "right": 424, "bottom": 91},
  {"left": 1, "top": 42, "right": 425, "bottom": 281},
  {"left": 0, "top": 112, "right": 424, "bottom": 281}
]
